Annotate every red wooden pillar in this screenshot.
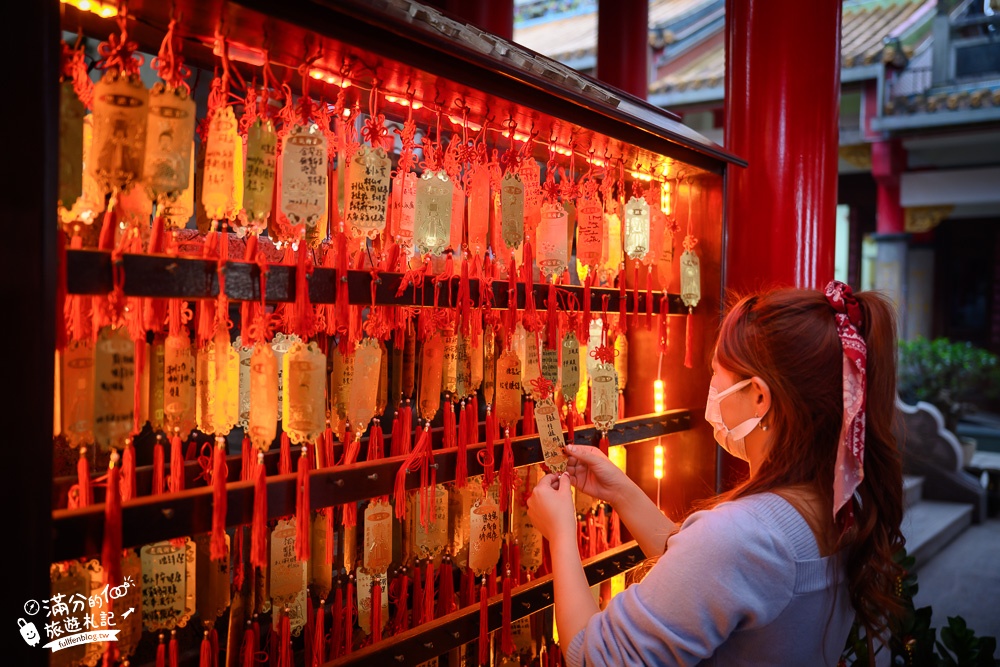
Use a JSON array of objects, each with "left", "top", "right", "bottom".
[
  {"left": 724, "top": 0, "right": 842, "bottom": 291},
  {"left": 444, "top": 0, "right": 514, "bottom": 41},
  {"left": 871, "top": 139, "right": 907, "bottom": 234},
  {"left": 596, "top": 0, "right": 649, "bottom": 99}
]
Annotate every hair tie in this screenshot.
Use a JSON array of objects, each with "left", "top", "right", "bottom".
[{"left": 824, "top": 280, "right": 867, "bottom": 529}]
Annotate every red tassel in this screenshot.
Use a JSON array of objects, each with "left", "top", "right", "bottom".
[
  {"left": 305, "top": 596, "right": 314, "bottom": 663},
  {"left": 77, "top": 448, "right": 93, "bottom": 507},
  {"left": 412, "top": 560, "right": 425, "bottom": 626},
  {"left": 152, "top": 438, "right": 165, "bottom": 495},
  {"left": 371, "top": 582, "right": 382, "bottom": 643},
  {"left": 522, "top": 241, "right": 538, "bottom": 330},
  {"left": 102, "top": 455, "right": 122, "bottom": 588},
  {"left": 488, "top": 564, "right": 498, "bottom": 598},
  {"left": 98, "top": 207, "right": 117, "bottom": 251},
  {"left": 684, "top": 310, "right": 694, "bottom": 369},
  {"left": 199, "top": 631, "right": 212, "bottom": 667},
  {"left": 444, "top": 400, "right": 456, "bottom": 449},
  {"left": 588, "top": 512, "right": 598, "bottom": 558},
  {"left": 483, "top": 410, "right": 496, "bottom": 489},
  {"left": 618, "top": 265, "right": 628, "bottom": 335},
  {"left": 335, "top": 232, "right": 351, "bottom": 333},
  {"left": 241, "top": 624, "right": 256, "bottom": 667},
  {"left": 156, "top": 634, "right": 166, "bottom": 667},
  {"left": 468, "top": 395, "right": 479, "bottom": 444},
  {"left": 392, "top": 569, "right": 411, "bottom": 632},
  {"left": 546, "top": 281, "right": 558, "bottom": 350},
  {"left": 437, "top": 559, "right": 456, "bottom": 617},
  {"left": 456, "top": 402, "right": 468, "bottom": 488},
  {"left": 330, "top": 584, "right": 343, "bottom": 659},
  {"left": 345, "top": 578, "right": 355, "bottom": 655},
  {"left": 577, "top": 518, "right": 586, "bottom": 559},
  {"left": 325, "top": 508, "right": 334, "bottom": 565},
  {"left": 599, "top": 434, "right": 609, "bottom": 457},
  {"left": 659, "top": 294, "right": 670, "bottom": 353},
  {"left": 632, "top": 263, "right": 640, "bottom": 330},
  {"left": 424, "top": 559, "right": 435, "bottom": 621},
  {"left": 210, "top": 439, "right": 228, "bottom": 560},
  {"left": 121, "top": 441, "right": 136, "bottom": 502},
  {"left": 566, "top": 406, "right": 576, "bottom": 443},
  {"left": 186, "top": 438, "right": 198, "bottom": 462},
  {"left": 293, "top": 246, "right": 316, "bottom": 339},
  {"left": 610, "top": 509, "right": 622, "bottom": 547},
  {"left": 211, "top": 627, "right": 219, "bottom": 667},
  {"left": 645, "top": 266, "right": 653, "bottom": 330},
  {"left": 500, "top": 430, "right": 514, "bottom": 510},
  {"left": 618, "top": 391, "right": 625, "bottom": 421},
  {"left": 461, "top": 566, "right": 474, "bottom": 608},
  {"left": 278, "top": 610, "right": 292, "bottom": 667},
  {"left": 251, "top": 454, "right": 268, "bottom": 569},
  {"left": 501, "top": 567, "right": 515, "bottom": 656},
  {"left": 296, "top": 449, "right": 311, "bottom": 561},
  {"left": 279, "top": 431, "right": 292, "bottom": 475},
  {"left": 460, "top": 253, "right": 472, "bottom": 337},
  {"left": 597, "top": 505, "right": 609, "bottom": 553},
  {"left": 581, "top": 272, "right": 592, "bottom": 343},
  {"left": 523, "top": 397, "right": 535, "bottom": 435},
  {"left": 268, "top": 621, "right": 279, "bottom": 667},
  {"left": 169, "top": 630, "right": 179, "bottom": 667},
  {"left": 511, "top": 540, "right": 522, "bottom": 584},
  {"left": 478, "top": 578, "right": 490, "bottom": 666}
]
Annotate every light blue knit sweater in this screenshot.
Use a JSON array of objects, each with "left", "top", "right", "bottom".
[{"left": 566, "top": 493, "right": 855, "bottom": 666}]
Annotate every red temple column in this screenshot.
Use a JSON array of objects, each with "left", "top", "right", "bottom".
[
  {"left": 724, "top": 0, "right": 842, "bottom": 291},
  {"left": 596, "top": 0, "right": 649, "bottom": 99},
  {"left": 444, "top": 0, "right": 514, "bottom": 41}
]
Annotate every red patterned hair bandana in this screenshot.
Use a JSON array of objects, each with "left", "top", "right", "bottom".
[{"left": 825, "top": 280, "right": 866, "bottom": 528}]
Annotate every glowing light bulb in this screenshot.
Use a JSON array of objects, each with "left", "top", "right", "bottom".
[
  {"left": 653, "top": 444, "right": 664, "bottom": 480},
  {"left": 653, "top": 379, "right": 665, "bottom": 414},
  {"left": 78, "top": 0, "right": 92, "bottom": 10},
  {"left": 309, "top": 69, "right": 324, "bottom": 80},
  {"left": 100, "top": 5, "right": 116, "bottom": 16}
]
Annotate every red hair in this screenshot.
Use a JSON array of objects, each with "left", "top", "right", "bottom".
[{"left": 711, "top": 286, "right": 905, "bottom": 641}]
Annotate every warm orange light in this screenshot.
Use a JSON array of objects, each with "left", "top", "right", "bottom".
[
  {"left": 653, "top": 444, "right": 664, "bottom": 480},
  {"left": 653, "top": 379, "right": 665, "bottom": 414}
]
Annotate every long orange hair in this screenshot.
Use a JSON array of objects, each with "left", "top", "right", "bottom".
[{"left": 710, "top": 286, "right": 905, "bottom": 642}]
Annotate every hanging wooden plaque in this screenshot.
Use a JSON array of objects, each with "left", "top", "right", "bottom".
[
  {"left": 586, "top": 317, "right": 604, "bottom": 379},
  {"left": 534, "top": 396, "right": 567, "bottom": 473},
  {"left": 280, "top": 123, "right": 329, "bottom": 237},
  {"left": 413, "top": 169, "right": 453, "bottom": 256},
  {"left": 282, "top": 341, "right": 327, "bottom": 444},
  {"left": 541, "top": 346, "right": 559, "bottom": 393},
  {"left": 248, "top": 340, "right": 279, "bottom": 451},
  {"left": 144, "top": 84, "right": 196, "bottom": 198},
  {"left": 576, "top": 335, "right": 589, "bottom": 415},
  {"left": 536, "top": 202, "right": 568, "bottom": 279},
  {"left": 623, "top": 196, "right": 651, "bottom": 261},
  {"left": 162, "top": 147, "right": 195, "bottom": 229},
  {"left": 148, "top": 336, "right": 165, "bottom": 433},
  {"left": 483, "top": 327, "right": 496, "bottom": 406},
  {"left": 140, "top": 538, "right": 196, "bottom": 632},
  {"left": 376, "top": 340, "right": 388, "bottom": 417},
  {"left": 48, "top": 560, "right": 90, "bottom": 667},
  {"left": 500, "top": 172, "right": 524, "bottom": 250},
  {"left": 495, "top": 349, "right": 522, "bottom": 429},
  {"left": 61, "top": 339, "right": 94, "bottom": 448},
  {"left": 90, "top": 70, "right": 148, "bottom": 194},
  {"left": 513, "top": 466, "right": 542, "bottom": 573},
  {"left": 163, "top": 333, "right": 195, "bottom": 439},
  {"left": 614, "top": 335, "right": 629, "bottom": 392},
  {"left": 269, "top": 519, "right": 307, "bottom": 610},
  {"left": 195, "top": 533, "right": 231, "bottom": 624},
  {"left": 60, "top": 115, "right": 104, "bottom": 227},
  {"left": 409, "top": 484, "right": 449, "bottom": 562},
  {"left": 346, "top": 145, "right": 391, "bottom": 239},
  {"left": 467, "top": 164, "right": 490, "bottom": 256},
  {"left": 363, "top": 500, "right": 393, "bottom": 573},
  {"left": 392, "top": 171, "right": 417, "bottom": 261},
  {"left": 243, "top": 118, "right": 277, "bottom": 233},
  {"left": 402, "top": 330, "right": 416, "bottom": 400},
  {"left": 442, "top": 331, "right": 459, "bottom": 397},
  {"left": 521, "top": 329, "right": 541, "bottom": 399},
  {"left": 348, "top": 338, "right": 381, "bottom": 436},
  {"left": 418, "top": 333, "right": 444, "bottom": 422},
  {"left": 601, "top": 209, "right": 622, "bottom": 285},
  {"left": 356, "top": 568, "right": 389, "bottom": 635},
  {"left": 450, "top": 183, "right": 466, "bottom": 252},
  {"left": 680, "top": 250, "right": 701, "bottom": 309},
  {"left": 576, "top": 196, "right": 603, "bottom": 270},
  {"left": 309, "top": 514, "right": 332, "bottom": 600},
  {"left": 271, "top": 332, "right": 300, "bottom": 422},
  {"left": 212, "top": 330, "right": 239, "bottom": 436},
  {"left": 93, "top": 326, "right": 135, "bottom": 452},
  {"left": 448, "top": 485, "right": 472, "bottom": 569},
  {"left": 656, "top": 215, "right": 675, "bottom": 292},
  {"left": 519, "top": 160, "right": 542, "bottom": 242},
  {"left": 469, "top": 497, "right": 502, "bottom": 576},
  {"left": 456, "top": 333, "right": 472, "bottom": 399},
  {"left": 330, "top": 344, "right": 354, "bottom": 423},
  {"left": 236, "top": 337, "right": 252, "bottom": 430},
  {"left": 590, "top": 363, "right": 619, "bottom": 434},
  {"left": 561, "top": 332, "right": 580, "bottom": 404},
  {"left": 201, "top": 105, "right": 239, "bottom": 221}
]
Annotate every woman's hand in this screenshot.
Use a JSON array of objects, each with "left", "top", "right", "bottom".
[
  {"left": 564, "top": 443, "right": 630, "bottom": 504},
  {"left": 527, "top": 472, "right": 577, "bottom": 545}
]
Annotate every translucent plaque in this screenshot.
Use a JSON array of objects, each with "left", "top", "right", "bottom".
[
  {"left": 363, "top": 500, "right": 393, "bottom": 573},
  {"left": 541, "top": 346, "right": 559, "bottom": 391},
  {"left": 346, "top": 146, "right": 391, "bottom": 239},
  {"left": 521, "top": 329, "right": 541, "bottom": 399},
  {"left": 48, "top": 561, "right": 90, "bottom": 667},
  {"left": 442, "top": 332, "right": 459, "bottom": 396},
  {"left": 201, "top": 105, "right": 239, "bottom": 221},
  {"left": 534, "top": 396, "right": 567, "bottom": 473},
  {"left": 590, "top": 363, "right": 619, "bottom": 434},
  {"left": 93, "top": 326, "right": 135, "bottom": 451},
  {"left": 601, "top": 209, "right": 622, "bottom": 284},
  {"left": 376, "top": 340, "right": 388, "bottom": 417},
  {"left": 58, "top": 81, "right": 84, "bottom": 210},
  {"left": 270, "top": 519, "right": 308, "bottom": 609},
  {"left": 61, "top": 339, "right": 95, "bottom": 448},
  {"left": 470, "top": 331, "right": 484, "bottom": 392},
  {"left": 576, "top": 339, "right": 589, "bottom": 415},
  {"left": 243, "top": 118, "right": 278, "bottom": 231},
  {"left": 90, "top": 70, "right": 148, "bottom": 194},
  {"left": 561, "top": 332, "right": 580, "bottom": 404},
  {"left": 614, "top": 335, "right": 629, "bottom": 391},
  {"left": 282, "top": 341, "right": 326, "bottom": 444},
  {"left": 448, "top": 485, "right": 472, "bottom": 569},
  {"left": 196, "top": 344, "right": 214, "bottom": 434},
  {"left": 513, "top": 467, "right": 542, "bottom": 572},
  {"left": 409, "top": 484, "right": 449, "bottom": 561},
  {"left": 213, "top": 329, "right": 240, "bottom": 436},
  {"left": 467, "top": 165, "right": 490, "bottom": 256},
  {"left": 450, "top": 183, "right": 466, "bottom": 252},
  {"left": 236, "top": 337, "right": 252, "bottom": 429},
  {"left": 623, "top": 196, "right": 651, "bottom": 261},
  {"left": 163, "top": 333, "right": 196, "bottom": 439},
  {"left": 194, "top": 533, "right": 231, "bottom": 623},
  {"left": 140, "top": 538, "right": 196, "bottom": 632},
  {"left": 144, "top": 84, "right": 196, "bottom": 198},
  {"left": 342, "top": 522, "right": 357, "bottom": 575},
  {"left": 60, "top": 115, "right": 104, "bottom": 226},
  {"left": 271, "top": 332, "right": 300, "bottom": 422},
  {"left": 418, "top": 333, "right": 444, "bottom": 422},
  {"left": 495, "top": 349, "right": 522, "bottom": 429},
  {"left": 586, "top": 317, "right": 605, "bottom": 380},
  {"left": 329, "top": 345, "right": 354, "bottom": 423},
  {"left": 680, "top": 249, "right": 701, "bottom": 309},
  {"left": 483, "top": 327, "right": 496, "bottom": 406},
  {"left": 648, "top": 205, "right": 666, "bottom": 269},
  {"left": 161, "top": 145, "right": 195, "bottom": 229},
  {"left": 309, "top": 514, "right": 333, "bottom": 599},
  {"left": 280, "top": 123, "right": 329, "bottom": 234},
  {"left": 500, "top": 173, "right": 524, "bottom": 250},
  {"left": 402, "top": 331, "right": 416, "bottom": 400},
  {"left": 469, "top": 498, "right": 502, "bottom": 576},
  {"left": 520, "top": 160, "right": 542, "bottom": 242},
  {"left": 392, "top": 171, "right": 417, "bottom": 261},
  {"left": 248, "top": 340, "right": 279, "bottom": 451},
  {"left": 456, "top": 334, "right": 472, "bottom": 399},
  {"left": 356, "top": 568, "right": 389, "bottom": 635},
  {"left": 413, "top": 169, "right": 453, "bottom": 256},
  {"left": 148, "top": 336, "right": 165, "bottom": 432},
  {"left": 536, "top": 202, "right": 568, "bottom": 278},
  {"left": 348, "top": 339, "right": 381, "bottom": 436}
]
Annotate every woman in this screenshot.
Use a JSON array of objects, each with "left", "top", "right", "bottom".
[{"left": 528, "top": 281, "right": 905, "bottom": 666}]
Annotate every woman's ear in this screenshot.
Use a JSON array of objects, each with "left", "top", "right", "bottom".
[{"left": 750, "top": 376, "right": 772, "bottom": 418}]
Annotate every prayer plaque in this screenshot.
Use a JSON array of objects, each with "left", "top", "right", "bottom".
[
  {"left": 140, "top": 538, "right": 196, "bottom": 631},
  {"left": 561, "top": 332, "right": 580, "bottom": 404},
  {"left": 243, "top": 118, "right": 278, "bottom": 232},
  {"left": 414, "top": 169, "right": 453, "bottom": 256},
  {"left": 534, "top": 396, "right": 567, "bottom": 474},
  {"left": 346, "top": 145, "right": 391, "bottom": 239},
  {"left": 93, "top": 326, "right": 135, "bottom": 452},
  {"left": 144, "top": 84, "right": 196, "bottom": 198},
  {"left": 495, "top": 350, "right": 521, "bottom": 430},
  {"left": 623, "top": 196, "right": 651, "bottom": 261},
  {"left": 248, "top": 340, "right": 279, "bottom": 450},
  {"left": 282, "top": 341, "right": 327, "bottom": 444}
]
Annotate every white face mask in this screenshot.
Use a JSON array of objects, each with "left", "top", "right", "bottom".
[{"left": 704, "top": 378, "right": 762, "bottom": 461}]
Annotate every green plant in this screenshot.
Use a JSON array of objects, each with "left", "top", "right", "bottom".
[
  {"left": 897, "top": 337, "right": 1000, "bottom": 433},
  {"left": 840, "top": 548, "right": 999, "bottom": 666}
]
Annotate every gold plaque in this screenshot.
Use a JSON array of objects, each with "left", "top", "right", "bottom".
[
  {"left": 495, "top": 350, "right": 521, "bottom": 429},
  {"left": 346, "top": 146, "right": 392, "bottom": 239},
  {"left": 414, "top": 170, "right": 453, "bottom": 256},
  {"left": 61, "top": 339, "right": 95, "bottom": 448},
  {"left": 144, "top": 84, "right": 196, "bottom": 198},
  {"left": 282, "top": 341, "right": 327, "bottom": 444},
  {"left": 469, "top": 498, "right": 502, "bottom": 576},
  {"left": 500, "top": 173, "right": 524, "bottom": 250},
  {"left": 248, "top": 341, "right": 279, "bottom": 450},
  {"left": 93, "top": 326, "right": 135, "bottom": 451},
  {"left": 418, "top": 333, "right": 444, "bottom": 422},
  {"left": 140, "top": 538, "right": 196, "bottom": 631},
  {"left": 243, "top": 118, "right": 278, "bottom": 232},
  {"left": 534, "top": 396, "right": 567, "bottom": 474},
  {"left": 363, "top": 500, "right": 393, "bottom": 574},
  {"left": 201, "top": 105, "right": 239, "bottom": 221}
]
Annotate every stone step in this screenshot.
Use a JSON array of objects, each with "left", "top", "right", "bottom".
[
  {"left": 901, "top": 499, "right": 975, "bottom": 570},
  {"left": 903, "top": 475, "right": 924, "bottom": 508}
]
